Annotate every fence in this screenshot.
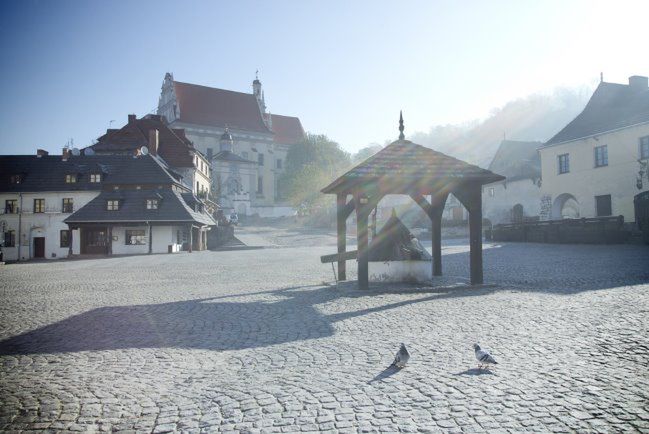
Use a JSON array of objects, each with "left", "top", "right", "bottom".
[{"left": 489, "top": 216, "right": 630, "bottom": 244}]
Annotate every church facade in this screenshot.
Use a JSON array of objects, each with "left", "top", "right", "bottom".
[{"left": 157, "top": 73, "right": 304, "bottom": 217}]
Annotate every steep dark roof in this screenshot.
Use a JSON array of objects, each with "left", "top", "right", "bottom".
[
  {"left": 0, "top": 154, "right": 181, "bottom": 192},
  {"left": 545, "top": 81, "right": 649, "bottom": 146},
  {"left": 212, "top": 150, "right": 257, "bottom": 164},
  {"left": 174, "top": 81, "right": 272, "bottom": 133},
  {"left": 266, "top": 114, "right": 305, "bottom": 144},
  {"left": 321, "top": 140, "right": 505, "bottom": 194},
  {"left": 369, "top": 211, "right": 431, "bottom": 261},
  {"left": 65, "top": 189, "right": 215, "bottom": 225},
  {"left": 488, "top": 140, "right": 541, "bottom": 181},
  {"left": 90, "top": 115, "right": 200, "bottom": 168}
]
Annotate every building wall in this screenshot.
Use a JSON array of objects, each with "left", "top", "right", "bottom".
[
  {"left": 110, "top": 225, "right": 180, "bottom": 255},
  {"left": 483, "top": 178, "right": 542, "bottom": 224},
  {"left": 169, "top": 122, "right": 290, "bottom": 209},
  {"left": 0, "top": 191, "right": 98, "bottom": 261},
  {"left": 539, "top": 123, "right": 649, "bottom": 221}
]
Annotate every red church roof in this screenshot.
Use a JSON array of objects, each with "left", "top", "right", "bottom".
[
  {"left": 173, "top": 80, "right": 305, "bottom": 145},
  {"left": 174, "top": 81, "right": 271, "bottom": 134}
]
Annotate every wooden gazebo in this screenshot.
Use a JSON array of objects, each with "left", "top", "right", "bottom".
[{"left": 321, "top": 114, "right": 505, "bottom": 289}]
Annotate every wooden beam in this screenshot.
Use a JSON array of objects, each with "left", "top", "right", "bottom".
[
  {"left": 148, "top": 223, "right": 153, "bottom": 254},
  {"left": 455, "top": 185, "right": 483, "bottom": 284},
  {"left": 432, "top": 212, "right": 442, "bottom": 276},
  {"left": 320, "top": 250, "right": 358, "bottom": 263}
]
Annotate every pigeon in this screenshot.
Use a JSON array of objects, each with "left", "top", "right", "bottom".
[
  {"left": 474, "top": 343, "right": 498, "bottom": 369},
  {"left": 392, "top": 343, "right": 410, "bottom": 368}
]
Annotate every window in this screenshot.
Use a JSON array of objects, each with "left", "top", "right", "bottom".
[
  {"left": 62, "top": 198, "right": 74, "bottom": 213},
  {"left": 65, "top": 174, "right": 77, "bottom": 183},
  {"left": 3, "top": 230, "right": 15, "bottom": 247},
  {"left": 9, "top": 174, "right": 22, "bottom": 184},
  {"left": 258, "top": 153, "right": 264, "bottom": 166},
  {"left": 5, "top": 199, "right": 17, "bottom": 214},
  {"left": 90, "top": 173, "right": 101, "bottom": 183},
  {"left": 242, "top": 151, "right": 249, "bottom": 160},
  {"left": 558, "top": 154, "right": 570, "bottom": 174},
  {"left": 257, "top": 176, "right": 263, "bottom": 194},
  {"left": 594, "top": 145, "right": 608, "bottom": 167},
  {"left": 106, "top": 200, "right": 119, "bottom": 211},
  {"left": 488, "top": 188, "right": 495, "bottom": 197},
  {"left": 60, "top": 230, "right": 70, "bottom": 248},
  {"left": 641, "top": 136, "right": 649, "bottom": 159},
  {"left": 125, "top": 229, "right": 146, "bottom": 245},
  {"left": 595, "top": 195, "right": 612, "bottom": 216},
  {"left": 276, "top": 159, "right": 282, "bottom": 169},
  {"left": 33, "top": 199, "right": 45, "bottom": 213},
  {"left": 146, "top": 199, "right": 158, "bottom": 210}
]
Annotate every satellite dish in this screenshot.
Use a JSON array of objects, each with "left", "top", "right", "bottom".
[
  {"left": 140, "top": 146, "right": 149, "bottom": 155},
  {"left": 85, "top": 148, "right": 95, "bottom": 156},
  {"left": 71, "top": 148, "right": 80, "bottom": 156}
]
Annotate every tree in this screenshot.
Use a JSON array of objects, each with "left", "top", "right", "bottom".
[
  {"left": 281, "top": 133, "right": 351, "bottom": 214},
  {"left": 352, "top": 144, "right": 383, "bottom": 164}
]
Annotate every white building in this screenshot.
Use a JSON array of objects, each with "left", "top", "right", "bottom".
[
  {"left": 483, "top": 140, "right": 543, "bottom": 224},
  {"left": 157, "top": 72, "right": 304, "bottom": 217},
  {"left": 0, "top": 151, "right": 214, "bottom": 261},
  {"left": 539, "top": 75, "right": 649, "bottom": 222}
]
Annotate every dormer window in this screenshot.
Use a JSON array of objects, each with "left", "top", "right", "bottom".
[
  {"left": 106, "top": 200, "right": 119, "bottom": 211},
  {"left": 90, "top": 173, "right": 101, "bottom": 183},
  {"left": 146, "top": 199, "right": 159, "bottom": 210},
  {"left": 9, "top": 174, "right": 22, "bottom": 184},
  {"left": 65, "top": 174, "right": 77, "bottom": 183}
]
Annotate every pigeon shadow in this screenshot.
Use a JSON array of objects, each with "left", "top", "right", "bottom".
[
  {"left": 454, "top": 368, "right": 495, "bottom": 376},
  {"left": 368, "top": 365, "right": 402, "bottom": 383}
]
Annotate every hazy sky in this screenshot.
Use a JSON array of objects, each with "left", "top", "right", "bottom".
[{"left": 1, "top": 0, "right": 648, "bottom": 155}]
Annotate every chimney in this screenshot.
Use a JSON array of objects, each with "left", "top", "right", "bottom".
[
  {"left": 629, "top": 75, "right": 648, "bottom": 91},
  {"left": 128, "top": 114, "right": 137, "bottom": 124},
  {"left": 62, "top": 147, "right": 70, "bottom": 161},
  {"left": 36, "top": 149, "right": 49, "bottom": 158},
  {"left": 148, "top": 129, "right": 159, "bottom": 155}
]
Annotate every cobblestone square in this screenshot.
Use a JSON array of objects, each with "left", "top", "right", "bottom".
[{"left": 1, "top": 230, "right": 648, "bottom": 433}]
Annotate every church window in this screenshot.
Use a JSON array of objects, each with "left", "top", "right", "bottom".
[
  {"left": 258, "top": 153, "right": 264, "bottom": 166},
  {"left": 257, "top": 176, "right": 263, "bottom": 194},
  {"left": 276, "top": 159, "right": 282, "bottom": 169},
  {"left": 594, "top": 145, "right": 608, "bottom": 167},
  {"left": 640, "top": 136, "right": 649, "bottom": 159},
  {"left": 558, "top": 154, "right": 569, "bottom": 174}
]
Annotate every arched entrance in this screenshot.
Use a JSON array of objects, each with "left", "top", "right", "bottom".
[{"left": 552, "top": 193, "right": 580, "bottom": 219}]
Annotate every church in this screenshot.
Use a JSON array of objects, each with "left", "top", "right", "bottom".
[{"left": 157, "top": 73, "right": 305, "bottom": 217}]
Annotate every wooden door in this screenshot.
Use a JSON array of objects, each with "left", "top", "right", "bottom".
[
  {"left": 81, "top": 228, "right": 108, "bottom": 254},
  {"left": 34, "top": 237, "right": 45, "bottom": 258}
]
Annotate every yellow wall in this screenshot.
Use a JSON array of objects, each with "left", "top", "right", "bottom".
[{"left": 539, "top": 123, "right": 649, "bottom": 221}]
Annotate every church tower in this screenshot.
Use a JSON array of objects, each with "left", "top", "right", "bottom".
[
  {"left": 157, "top": 72, "right": 178, "bottom": 123},
  {"left": 252, "top": 71, "right": 266, "bottom": 114}
]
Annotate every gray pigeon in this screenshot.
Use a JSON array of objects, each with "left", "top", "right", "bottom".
[
  {"left": 392, "top": 343, "right": 410, "bottom": 368},
  {"left": 474, "top": 343, "right": 497, "bottom": 369}
]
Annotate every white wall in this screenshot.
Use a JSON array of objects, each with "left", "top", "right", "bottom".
[
  {"left": 111, "top": 225, "right": 180, "bottom": 255},
  {"left": 483, "top": 178, "right": 542, "bottom": 224},
  {"left": 0, "top": 191, "right": 98, "bottom": 261},
  {"left": 540, "top": 123, "right": 649, "bottom": 221}
]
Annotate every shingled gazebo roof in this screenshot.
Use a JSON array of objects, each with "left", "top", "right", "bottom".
[{"left": 321, "top": 139, "right": 505, "bottom": 195}]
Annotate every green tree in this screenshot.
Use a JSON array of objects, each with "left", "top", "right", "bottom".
[{"left": 281, "top": 133, "right": 351, "bottom": 214}]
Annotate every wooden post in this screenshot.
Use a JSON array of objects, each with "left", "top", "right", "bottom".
[
  {"left": 467, "top": 187, "right": 483, "bottom": 285},
  {"left": 356, "top": 195, "right": 370, "bottom": 290},
  {"left": 148, "top": 223, "right": 153, "bottom": 254},
  {"left": 107, "top": 226, "right": 112, "bottom": 256},
  {"left": 432, "top": 209, "right": 442, "bottom": 276},
  {"left": 188, "top": 224, "right": 193, "bottom": 253},
  {"left": 336, "top": 193, "right": 347, "bottom": 281}
]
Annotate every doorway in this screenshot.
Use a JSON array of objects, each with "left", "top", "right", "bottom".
[{"left": 34, "top": 237, "right": 45, "bottom": 258}]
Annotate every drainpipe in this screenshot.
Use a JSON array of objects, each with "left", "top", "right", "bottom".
[{"left": 17, "top": 193, "right": 23, "bottom": 261}]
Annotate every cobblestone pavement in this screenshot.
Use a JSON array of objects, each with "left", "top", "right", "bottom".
[{"left": 1, "top": 231, "right": 648, "bottom": 433}]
